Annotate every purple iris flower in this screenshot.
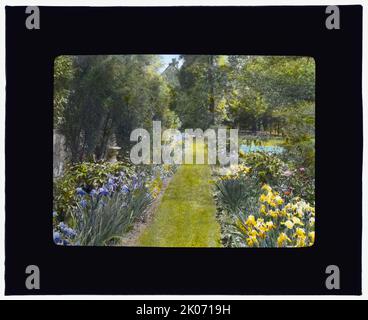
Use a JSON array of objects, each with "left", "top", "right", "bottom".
[
  {"left": 99, "top": 187, "right": 109, "bottom": 196},
  {"left": 59, "top": 222, "right": 67, "bottom": 230},
  {"left": 65, "top": 227, "right": 77, "bottom": 238},
  {"left": 80, "top": 199, "right": 87, "bottom": 208},
  {"left": 53, "top": 231, "right": 61, "bottom": 244},
  {"left": 76, "top": 187, "right": 87, "bottom": 196}
]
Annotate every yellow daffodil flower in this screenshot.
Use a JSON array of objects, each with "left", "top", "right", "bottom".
[
  {"left": 294, "top": 227, "right": 306, "bottom": 238},
  {"left": 296, "top": 237, "right": 306, "bottom": 247},
  {"left": 265, "top": 221, "right": 274, "bottom": 230},
  {"left": 296, "top": 208, "right": 304, "bottom": 217},
  {"left": 269, "top": 201, "right": 277, "bottom": 208},
  {"left": 249, "top": 229, "right": 259, "bottom": 237},
  {"left": 259, "top": 194, "right": 267, "bottom": 203},
  {"left": 236, "top": 221, "right": 247, "bottom": 233},
  {"left": 274, "top": 195, "right": 284, "bottom": 205},
  {"left": 255, "top": 219, "right": 267, "bottom": 233},
  {"left": 277, "top": 232, "right": 291, "bottom": 247},
  {"left": 282, "top": 220, "right": 294, "bottom": 229},
  {"left": 292, "top": 216, "right": 304, "bottom": 226},
  {"left": 260, "top": 204, "right": 267, "bottom": 215},
  {"left": 261, "top": 184, "right": 272, "bottom": 192},
  {"left": 245, "top": 215, "right": 256, "bottom": 226},
  {"left": 246, "top": 235, "right": 258, "bottom": 247},
  {"left": 268, "top": 210, "right": 278, "bottom": 218}
]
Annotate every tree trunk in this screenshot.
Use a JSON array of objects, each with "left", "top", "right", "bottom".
[
  {"left": 208, "top": 56, "right": 215, "bottom": 125},
  {"left": 95, "top": 110, "right": 112, "bottom": 160}
]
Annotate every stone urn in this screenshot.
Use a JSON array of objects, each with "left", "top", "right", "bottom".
[{"left": 106, "top": 146, "right": 121, "bottom": 163}]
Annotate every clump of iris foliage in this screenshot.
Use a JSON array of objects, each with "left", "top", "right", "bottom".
[
  {"left": 53, "top": 163, "right": 176, "bottom": 246},
  {"left": 214, "top": 138, "right": 315, "bottom": 248}
]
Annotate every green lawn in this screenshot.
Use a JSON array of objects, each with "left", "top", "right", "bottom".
[
  {"left": 262, "top": 138, "right": 285, "bottom": 146},
  {"left": 240, "top": 138, "right": 285, "bottom": 146},
  {"left": 138, "top": 152, "right": 221, "bottom": 247}
]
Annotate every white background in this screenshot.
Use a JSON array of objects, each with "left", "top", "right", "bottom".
[{"left": 0, "top": 0, "right": 366, "bottom": 300}]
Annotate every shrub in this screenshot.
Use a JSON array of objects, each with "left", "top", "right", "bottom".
[
  {"left": 240, "top": 152, "right": 286, "bottom": 185},
  {"left": 277, "top": 167, "right": 315, "bottom": 204},
  {"left": 282, "top": 139, "right": 315, "bottom": 177},
  {"left": 53, "top": 161, "right": 134, "bottom": 220}
]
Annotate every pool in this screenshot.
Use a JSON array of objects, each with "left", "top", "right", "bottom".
[{"left": 240, "top": 145, "right": 284, "bottom": 154}]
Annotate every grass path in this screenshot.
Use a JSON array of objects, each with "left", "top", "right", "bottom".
[{"left": 138, "top": 157, "right": 221, "bottom": 247}]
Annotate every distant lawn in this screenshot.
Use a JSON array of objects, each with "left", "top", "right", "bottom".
[
  {"left": 260, "top": 138, "right": 285, "bottom": 147},
  {"left": 239, "top": 137, "right": 286, "bottom": 146},
  {"left": 138, "top": 145, "right": 221, "bottom": 247}
]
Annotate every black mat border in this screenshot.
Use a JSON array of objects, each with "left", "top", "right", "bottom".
[{"left": 5, "top": 5, "right": 362, "bottom": 295}]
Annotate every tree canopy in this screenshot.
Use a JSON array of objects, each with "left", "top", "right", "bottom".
[{"left": 54, "top": 55, "right": 315, "bottom": 164}]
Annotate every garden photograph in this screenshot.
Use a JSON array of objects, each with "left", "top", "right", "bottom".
[{"left": 53, "top": 54, "right": 315, "bottom": 248}]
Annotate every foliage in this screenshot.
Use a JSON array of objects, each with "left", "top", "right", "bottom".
[
  {"left": 54, "top": 56, "right": 74, "bottom": 128},
  {"left": 215, "top": 179, "right": 247, "bottom": 214},
  {"left": 240, "top": 152, "right": 286, "bottom": 185},
  {"left": 53, "top": 160, "right": 177, "bottom": 245},
  {"left": 281, "top": 101, "right": 315, "bottom": 175},
  {"left": 242, "top": 56, "right": 315, "bottom": 107},
  {"left": 277, "top": 167, "right": 315, "bottom": 204},
  {"left": 73, "top": 187, "right": 152, "bottom": 246},
  {"left": 215, "top": 164, "right": 259, "bottom": 214},
  {"left": 53, "top": 161, "right": 134, "bottom": 221},
  {"left": 53, "top": 160, "right": 177, "bottom": 222},
  {"left": 214, "top": 148, "right": 315, "bottom": 247},
  {"left": 145, "top": 175, "right": 163, "bottom": 199},
  {"left": 55, "top": 54, "right": 315, "bottom": 176},
  {"left": 53, "top": 179, "right": 152, "bottom": 246},
  {"left": 172, "top": 55, "right": 229, "bottom": 128},
  {"left": 53, "top": 54, "right": 316, "bottom": 248},
  {"left": 56, "top": 55, "right": 180, "bottom": 162}
]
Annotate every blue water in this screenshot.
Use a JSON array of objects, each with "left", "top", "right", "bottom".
[{"left": 240, "top": 145, "right": 284, "bottom": 154}]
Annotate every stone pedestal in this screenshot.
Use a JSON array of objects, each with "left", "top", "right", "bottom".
[{"left": 106, "top": 146, "right": 121, "bottom": 163}]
